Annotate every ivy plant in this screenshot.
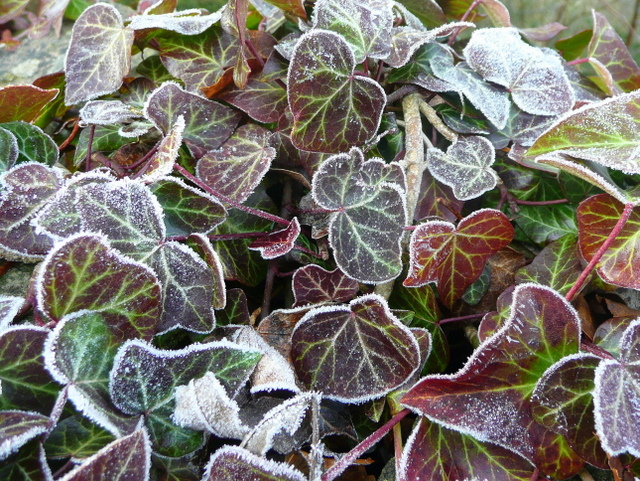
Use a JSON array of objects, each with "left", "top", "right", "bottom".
[{"left": 1, "top": 0, "right": 640, "bottom": 480}]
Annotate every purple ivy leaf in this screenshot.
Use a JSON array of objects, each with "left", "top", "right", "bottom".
[
  {"left": 55, "top": 428, "right": 151, "bottom": 481},
  {"left": 292, "top": 265, "right": 359, "bottom": 307},
  {"left": 137, "top": 115, "right": 184, "bottom": 183},
  {"left": 0, "top": 163, "right": 62, "bottom": 261},
  {"left": 79, "top": 100, "right": 141, "bottom": 126},
  {"left": 196, "top": 124, "right": 276, "bottom": 204},
  {"left": 0, "top": 326, "right": 58, "bottom": 413},
  {"left": 0, "top": 296, "right": 22, "bottom": 331},
  {"left": 400, "top": 417, "right": 535, "bottom": 481},
  {"left": 43, "top": 311, "right": 140, "bottom": 437},
  {"left": 288, "top": 30, "right": 386, "bottom": 153},
  {"left": 64, "top": 3, "right": 134, "bottom": 105},
  {"left": 593, "top": 320, "right": 640, "bottom": 457},
  {"left": 185, "top": 234, "right": 227, "bottom": 309},
  {"left": 312, "top": 148, "right": 406, "bottom": 284},
  {"left": 426, "top": 135, "right": 499, "bottom": 201},
  {"left": 109, "top": 339, "right": 261, "bottom": 415},
  {"left": 203, "top": 445, "right": 306, "bottom": 481},
  {"left": 220, "top": 79, "right": 287, "bottom": 123},
  {"left": 291, "top": 293, "right": 420, "bottom": 403},
  {"left": 464, "top": 28, "right": 574, "bottom": 116},
  {"left": 143, "top": 81, "right": 242, "bottom": 158},
  {"left": 249, "top": 218, "right": 301, "bottom": 260},
  {"left": 127, "top": 8, "right": 224, "bottom": 35},
  {"left": 0, "top": 411, "right": 50, "bottom": 461},
  {"left": 148, "top": 241, "right": 216, "bottom": 334},
  {"left": 531, "top": 353, "right": 608, "bottom": 468},
  {"left": 402, "top": 283, "right": 584, "bottom": 478},
  {"left": 594, "top": 317, "right": 636, "bottom": 359},
  {"left": 216, "top": 288, "right": 250, "bottom": 325},
  {"left": 311, "top": 0, "right": 394, "bottom": 63},
  {"left": 36, "top": 234, "right": 161, "bottom": 337}
]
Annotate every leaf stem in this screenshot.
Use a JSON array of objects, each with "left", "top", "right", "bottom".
[
  {"left": 174, "top": 164, "right": 290, "bottom": 226},
  {"left": 567, "top": 58, "right": 590, "bottom": 66},
  {"left": 512, "top": 198, "right": 569, "bottom": 206},
  {"left": 321, "top": 408, "right": 411, "bottom": 481},
  {"left": 447, "top": 0, "right": 482, "bottom": 45},
  {"left": 58, "top": 120, "right": 81, "bottom": 151},
  {"left": 565, "top": 201, "right": 634, "bottom": 302},
  {"left": 84, "top": 124, "right": 95, "bottom": 172},
  {"left": 438, "top": 312, "right": 489, "bottom": 325}
]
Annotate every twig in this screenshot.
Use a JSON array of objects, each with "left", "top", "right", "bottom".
[
  {"left": 418, "top": 101, "right": 458, "bottom": 142},
  {"left": 447, "top": 0, "right": 483, "bottom": 45},
  {"left": 84, "top": 124, "right": 95, "bottom": 172}
]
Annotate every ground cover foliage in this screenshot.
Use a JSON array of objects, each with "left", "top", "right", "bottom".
[{"left": 0, "top": 0, "right": 640, "bottom": 479}]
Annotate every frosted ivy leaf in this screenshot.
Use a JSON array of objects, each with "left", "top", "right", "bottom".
[
  {"left": 0, "top": 296, "right": 23, "bottom": 331},
  {"left": 426, "top": 136, "right": 499, "bottom": 201},
  {"left": 0, "top": 410, "right": 50, "bottom": 460},
  {"left": 137, "top": 115, "right": 184, "bottom": 183},
  {"left": 241, "top": 392, "right": 320, "bottom": 456},
  {"left": 0, "top": 127, "right": 18, "bottom": 172},
  {"left": 127, "top": 8, "right": 224, "bottom": 34},
  {"left": 79, "top": 100, "right": 141, "bottom": 127},
  {"left": 311, "top": 0, "right": 394, "bottom": 63},
  {"left": 64, "top": 3, "right": 134, "bottom": 105},
  {"left": 463, "top": 28, "right": 574, "bottom": 116},
  {"left": 203, "top": 446, "right": 307, "bottom": 481},
  {"left": 231, "top": 326, "right": 300, "bottom": 394},
  {"left": 173, "top": 372, "right": 248, "bottom": 439}
]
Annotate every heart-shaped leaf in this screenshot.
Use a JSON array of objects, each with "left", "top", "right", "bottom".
[
  {"left": 292, "top": 265, "right": 359, "bottom": 307},
  {"left": 401, "top": 283, "right": 584, "bottom": 477},
  {"left": 0, "top": 122, "right": 58, "bottom": 167},
  {"left": 312, "top": 148, "right": 406, "bottom": 284},
  {"left": 44, "top": 311, "right": 140, "bottom": 436},
  {"left": 64, "top": 3, "right": 134, "bottom": 105},
  {"left": 577, "top": 194, "right": 640, "bottom": 289},
  {"left": 0, "top": 411, "right": 50, "bottom": 461},
  {"left": 400, "top": 417, "right": 535, "bottom": 481},
  {"left": 203, "top": 446, "right": 307, "bottom": 481},
  {"left": 291, "top": 293, "right": 420, "bottom": 403},
  {"left": 0, "top": 85, "right": 59, "bottom": 123},
  {"left": 196, "top": 124, "right": 276, "bottom": 204},
  {"left": 527, "top": 90, "right": 640, "bottom": 174},
  {"left": 593, "top": 320, "right": 640, "bottom": 456},
  {"left": 144, "top": 81, "right": 242, "bottom": 158},
  {"left": 426, "top": 135, "right": 499, "bottom": 201},
  {"left": 0, "top": 163, "right": 62, "bottom": 261},
  {"left": 249, "top": 218, "right": 300, "bottom": 260},
  {"left": 288, "top": 30, "right": 386, "bottom": 153},
  {"left": 36, "top": 233, "right": 161, "bottom": 337},
  {"left": 55, "top": 428, "right": 150, "bottom": 481},
  {"left": 405, "top": 209, "right": 514, "bottom": 308},
  {"left": 311, "top": 0, "right": 394, "bottom": 63},
  {"left": 464, "top": 27, "right": 574, "bottom": 116}
]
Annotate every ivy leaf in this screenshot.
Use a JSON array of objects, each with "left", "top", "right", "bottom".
[
  {"left": 0, "top": 122, "right": 58, "bottom": 167},
  {"left": 292, "top": 265, "right": 359, "bottom": 307},
  {"left": 486, "top": 103, "right": 557, "bottom": 149},
  {"left": 0, "top": 128, "right": 18, "bottom": 172},
  {"left": 515, "top": 234, "right": 582, "bottom": 295},
  {"left": 587, "top": 11, "right": 640, "bottom": 93},
  {"left": 127, "top": 9, "right": 224, "bottom": 35},
  {"left": 312, "top": 148, "right": 406, "bottom": 284},
  {"left": 150, "top": 177, "right": 226, "bottom": 236},
  {"left": 44, "top": 311, "right": 140, "bottom": 436},
  {"left": 185, "top": 234, "right": 227, "bottom": 310},
  {"left": 34, "top": 176, "right": 166, "bottom": 261},
  {"left": 0, "top": 0, "right": 29, "bottom": 25},
  {"left": 109, "top": 339, "right": 261, "bottom": 415},
  {"left": 288, "top": 30, "right": 386, "bottom": 153},
  {"left": 44, "top": 415, "right": 115, "bottom": 460},
  {"left": 0, "top": 411, "right": 50, "bottom": 461},
  {"left": 515, "top": 202, "right": 578, "bottom": 245},
  {"left": 405, "top": 209, "right": 514, "bottom": 308},
  {"left": 426, "top": 136, "right": 499, "bottom": 201},
  {"left": 0, "top": 327, "right": 58, "bottom": 413},
  {"left": 203, "top": 446, "right": 307, "bottom": 481},
  {"left": 464, "top": 28, "right": 574, "bottom": 116},
  {"left": 155, "top": 26, "right": 239, "bottom": 92},
  {"left": 400, "top": 417, "right": 535, "bottom": 481},
  {"left": 531, "top": 353, "right": 608, "bottom": 468},
  {"left": 220, "top": 79, "right": 287, "bottom": 124},
  {"left": 144, "top": 81, "right": 242, "bottom": 158},
  {"left": 36, "top": 233, "right": 161, "bottom": 337},
  {"left": 0, "top": 438, "right": 49, "bottom": 481},
  {"left": 311, "top": 0, "right": 394, "bottom": 63},
  {"left": 577, "top": 194, "right": 640, "bottom": 289},
  {"left": 73, "top": 125, "right": 132, "bottom": 167},
  {"left": 0, "top": 296, "right": 22, "bottom": 330},
  {"left": 196, "top": 124, "right": 276, "bottom": 204},
  {"left": 402, "top": 283, "right": 584, "bottom": 478},
  {"left": 527, "top": 90, "right": 640, "bottom": 175},
  {"left": 139, "top": 114, "right": 184, "bottom": 182},
  {"left": 593, "top": 320, "right": 640, "bottom": 457},
  {"left": 148, "top": 241, "right": 216, "bottom": 334},
  {"left": 249, "top": 218, "right": 301, "bottom": 260},
  {"left": 0, "top": 85, "right": 59, "bottom": 123},
  {"left": 55, "top": 428, "right": 151, "bottom": 481},
  {"left": 291, "top": 293, "right": 420, "bottom": 403},
  {"left": 79, "top": 100, "right": 141, "bottom": 127},
  {"left": 64, "top": 3, "right": 134, "bottom": 105},
  {"left": 0, "top": 163, "right": 62, "bottom": 261}
]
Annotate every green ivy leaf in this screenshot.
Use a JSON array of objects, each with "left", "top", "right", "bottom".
[
  {"left": 402, "top": 283, "right": 584, "bottom": 478},
  {"left": 44, "top": 415, "right": 115, "bottom": 460},
  {"left": 64, "top": 3, "right": 134, "bottom": 105},
  {"left": 291, "top": 293, "right": 420, "bottom": 403},
  {"left": 405, "top": 209, "right": 514, "bottom": 308},
  {"left": 577, "top": 194, "right": 640, "bottom": 289},
  {"left": 288, "top": 30, "right": 386, "bottom": 153},
  {"left": 312, "top": 148, "right": 406, "bottom": 284},
  {"left": 514, "top": 202, "right": 577, "bottom": 245}
]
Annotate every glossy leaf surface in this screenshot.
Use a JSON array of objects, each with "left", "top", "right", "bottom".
[{"left": 0, "top": 85, "right": 58, "bottom": 123}]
